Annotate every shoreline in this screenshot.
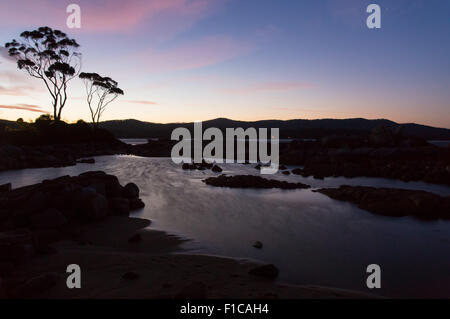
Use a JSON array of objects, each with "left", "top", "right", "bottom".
[{"left": 6, "top": 215, "right": 376, "bottom": 299}]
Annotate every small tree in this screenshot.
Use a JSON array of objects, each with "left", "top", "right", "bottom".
[
  {"left": 79, "top": 72, "right": 124, "bottom": 128},
  {"left": 5, "top": 26, "right": 81, "bottom": 121}
]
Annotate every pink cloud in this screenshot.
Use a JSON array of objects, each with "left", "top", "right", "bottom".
[
  {"left": 140, "top": 35, "right": 253, "bottom": 72},
  {"left": 222, "top": 82, "right": 314, "bottom": 94},
  {"left": 0, "top": 0, "right": 221, "bottom": 34},
  {"left": 0, "top": 104, "right": 49, "bottom": 113}
]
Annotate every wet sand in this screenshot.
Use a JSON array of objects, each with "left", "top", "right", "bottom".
[{"left": 8, "top": 216, "right": 376, "bottom": 299}]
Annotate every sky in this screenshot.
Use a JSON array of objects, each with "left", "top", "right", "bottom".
[{"left": 0, "top": 0, "right": 449, "bottom": 128}]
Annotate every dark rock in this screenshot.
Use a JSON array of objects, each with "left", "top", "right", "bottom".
[
  {"left": 253, "top": 241, "right": 263, "bottom": 249},
  {"left": 248, "top": 264, "right": 279, "bottom": 279},
  {"left": 108, "top": 198, "right": 130, "bottom": 216},
  {"left": 123, "top": 183, "right": 140, "bottom": 199},
  {"left": 0, "top": 183, "right": 11, "bottom": 193},
  {"left": 279, "top": 165, "right": 287, "bottom": 170},
  {"left": 129, "top": 198, "right": 145, "bottom": 210},
  {"left": 122, "top": 271, "right": 139, "bottom": 280},
  {"left": 282, "top": 171, "right": 290, "bottom": 175},
  {"left": 203, "top": 175, "right": 310, "bottom": 190},
  {"left": 76, "top": 158, "right": 95, "bottom": 164},
  {"left": 174, "top": 281, "right": 207, "bottom": 299},
  {"left": 211, "top": 165, "right": 222, "bottom": 173},
  {"left": 291, "top": 168, "right": 303, "bottom": 175},
  {"left": 33, "top": 229, "right": 63, "bottom": 246},
  {"left": 81, "top": 193, "right": 109, "bottom": 220},
  {"left": 29, "top": 208, "right": 67, "bottom": 230},
  {"left": 316, "top": 186, "right": 450, "bottom": 219},
  {"left": 128, "top": 233, "right": 142, "bottom": 243}
]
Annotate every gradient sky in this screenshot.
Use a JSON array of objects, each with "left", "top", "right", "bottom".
[{"left": 0, "top": 0, "right": 449, "bottom": 128}]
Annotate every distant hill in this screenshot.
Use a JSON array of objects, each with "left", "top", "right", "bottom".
[
  {"left": 2, "top": 117, "right": 449, "bottom": 140},
  {"left": 99, "top": 118, "right": 450, "bottom": 140}
]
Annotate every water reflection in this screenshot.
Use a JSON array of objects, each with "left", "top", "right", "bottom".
[{"left": 1, "top": 155, "right": 450, "bottom": 297}]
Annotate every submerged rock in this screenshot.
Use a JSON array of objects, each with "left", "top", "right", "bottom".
[
  {"left": 316, "top": 185, "right": 450, "bottom": 219},
  {"left": 253, "top": 241, "right": 263, "bottom": 249},
  {"left": 203, "top": 175, "right": 310, "bottom": 189}
]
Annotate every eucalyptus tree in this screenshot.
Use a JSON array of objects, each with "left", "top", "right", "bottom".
[
  {"left": 5, "top": 26, "right": 82, "bottom": 121},
  {"left": 79, "top": 72, "right": 124, "bottom": 128}
]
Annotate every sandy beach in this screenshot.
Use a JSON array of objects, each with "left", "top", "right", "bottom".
[{"left": 5, "top": 215, "right": 375, "bottom": 299}]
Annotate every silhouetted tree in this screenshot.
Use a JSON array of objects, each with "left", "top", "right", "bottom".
[
  {"left": 79, "top": 72, "right": 124, "bottom": 128},
  {"left": 5, "top": 27, "right": 81, "bottom": 121}
]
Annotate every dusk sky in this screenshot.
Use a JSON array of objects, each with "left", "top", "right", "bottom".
[{"left": 0, "top": 0, "right": 449, "bottom": 128}]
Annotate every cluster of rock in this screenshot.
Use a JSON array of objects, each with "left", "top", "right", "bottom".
[
  {"left": 0, "top": 171, "right": 145, "bottom": 280},
  {"left": 0, "top": 143, "right": 127, "bottom": 172},
  {"left": 315, "top": 185, "right": 450, "bottom": 219},
  {"left": 203, "top": 174, "right": 310, "bottom": 189},
  {"left": 182, "top": 161, "right": 222, "bottom": 172},
  {"left": 281, "top": 143, "right": 450, "bottom": 185}
]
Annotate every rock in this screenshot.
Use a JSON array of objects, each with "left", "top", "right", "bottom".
[
  {"left": 0, "top": 183, "right": 11, "bottom": 193},
  {"left": 123, "top": 182, "right": 140, "bottom": 199},
  {"left": 282, "top": 171, "right": 290, "bottom": 175},
  {"left": 253, "top": 241, "right": 263, "bottom": 249},
  {"left": 211, "top": 165, "right": 222, "bottom": 173},
  {"left": 13, "top": 273, "right": 59, "bottom": 298},
  {"left": 122, "top": 271, "right": 139, "bottom": 280},
  {"left": 129, "top": 198, "right": 145, "bottom": 210},
  {"left": 291, "top": 168, "right": 303, "bottom": 175},
  {"left": 316, "top": 186, "right": 450, "bottom": 219},
  {"left": 33, "top": 229, "right": 63, "bottom": 246},
  {"left": 248, "top": 264, "right": 279, "bottom": 279},
  {"left": 81, "top": 193, "right": 109, "bottom": 220},
  {"left": 279, "top": 165, "right": 287, "bottom": 170},
  {"left": 128, "top": 233, "right": 142, "bottom": 243},
  {"left": 29, "top": 208, "right": 67, "bottom": 230},
  {"left": 174, "top": 281, "right": 207, "bottom": 299},
  {"left": 182, "top": 163, "right": 196, "bottom": 170},
  {"left": 76, "top": 158, "right": 95, "bottom": 164},
  {"left": 108, "top": 198, "right": 130, "bottom": 216},
  {"left": 203, "top": 175, "right": 310, "bottom": 189}
]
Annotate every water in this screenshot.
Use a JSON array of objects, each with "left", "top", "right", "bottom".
[{"left": 1, "top": 155, "right": 450, "bottom": 298}]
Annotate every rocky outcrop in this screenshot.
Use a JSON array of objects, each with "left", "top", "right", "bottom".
[
  {"left": 203, "top": 175, "right": 310, "bottom": 189},
  {"left": 0, "top": 143, "right": 127, "bottom": 172},
  {"left": 0, "top": 171, "right": 145, "bottom": 280},
  {"left": 281, "top": 142, "right": 450, "bottom": 185},
  {"left": 316, "top": 185, "right": 450, "bottom": 219}
]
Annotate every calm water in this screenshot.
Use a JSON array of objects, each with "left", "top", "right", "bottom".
[{"left": 1, "top": 155, "right": 450, "bottom": 298}]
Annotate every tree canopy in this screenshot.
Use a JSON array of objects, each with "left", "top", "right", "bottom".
[
  {"left": 79, "top": 72, "right": 124, "bottom": 127},
  {"left": 5, "top": 26, "right": 81, "bottom": 121}
]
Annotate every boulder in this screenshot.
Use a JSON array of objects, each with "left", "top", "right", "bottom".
[
  {"left": 81, "top": 193, "right": 109, "bottom": 220},
  {"left": 0, "top": 183, "right": 11, "bottom": 193},
  {"left": 128, "top": 233, "right": 142, "bottom": 243},
  {"left": 123, "top": 182, "right": 140, "bottom": 199},
  {"left": 129, "top": 198, "right": 145, "bottom": 210},
  {"left": 253, "top": 241, "right": 263, "bottom": 249},
  {"left": 29, "top": 208, "right": 67, "bottom": 230},
  {"left": 211, "top": 165, "right": 223, "bottom": 173},
  {"left": 108, "top": 198, "right": 130, "bottom": 216}
]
